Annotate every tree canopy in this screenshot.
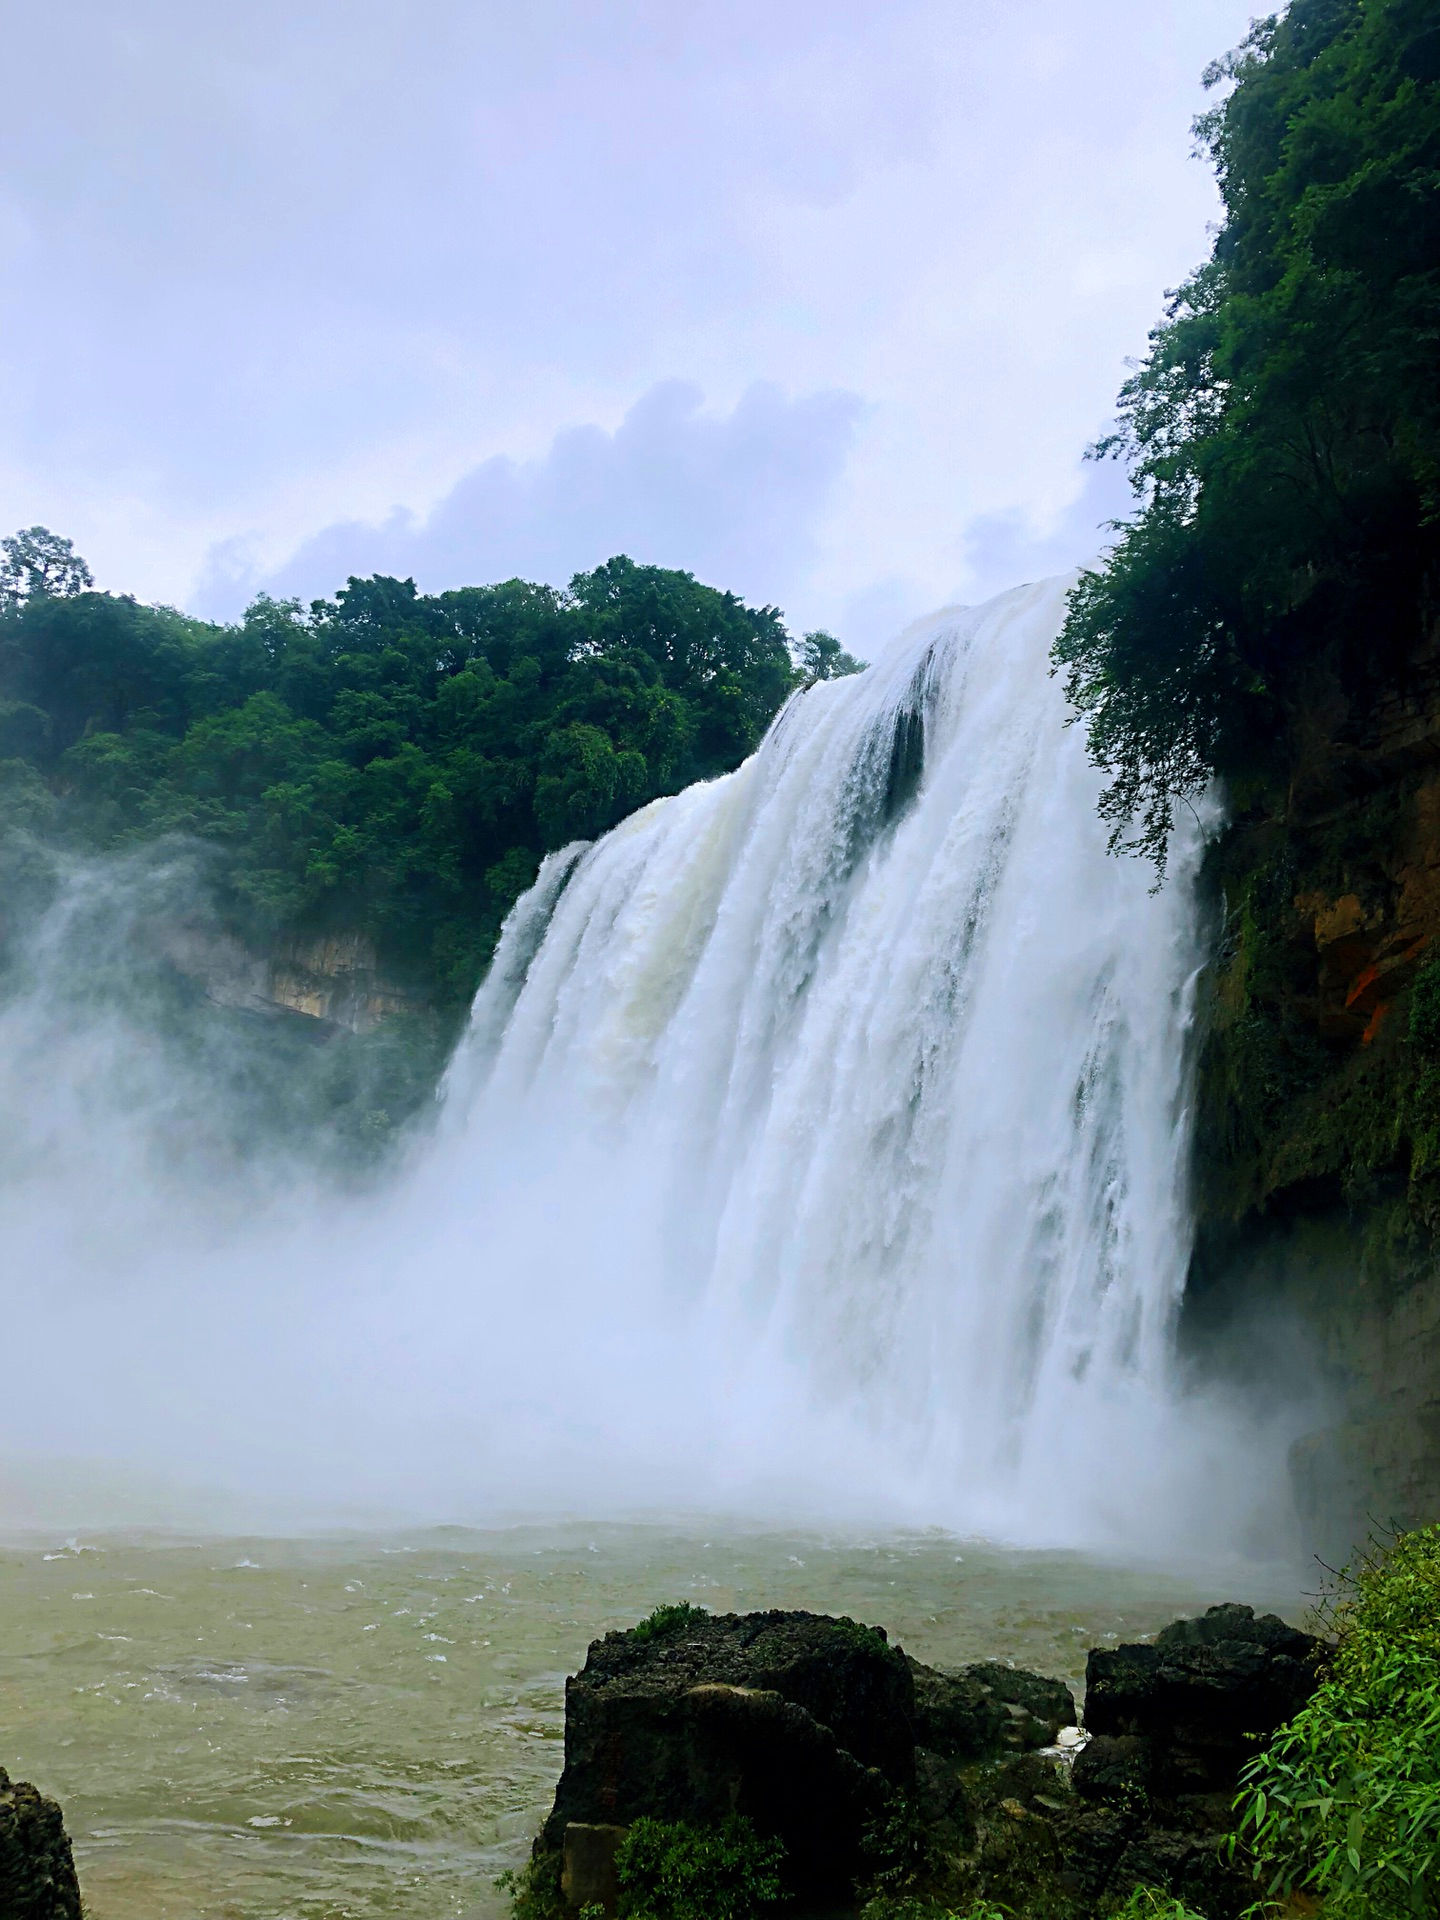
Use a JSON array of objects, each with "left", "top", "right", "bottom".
[
  {"left": 0, "top": 526, "right": 93, "bottom": 605},
  {"left": 0, "top": 549, "right": 834, "bottom": 1003},
  {"left": 1052, "top": 0, "right": 1440, "bottom": 871}
]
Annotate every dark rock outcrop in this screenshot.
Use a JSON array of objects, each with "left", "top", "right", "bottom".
[
  {"left": 541, "top": 1610, "right": 918, "bottom": 1898},
  {"left": 1045, "top": 1605, "right": 1322, "bottom": 1918},
  {"left": 529, "top": 1600, "right": 1321, "bottom": 1918},
  {"left": 0, "top": 1768, "right": 82, "bottom": 1920},
  {"left": 1083, "top": 1602, "right": 1318, "bottom": 1796},
  {"left": 908, "top": 1654, "right": 1076, "bottom": 1761}
]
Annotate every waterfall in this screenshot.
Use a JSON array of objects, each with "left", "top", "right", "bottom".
[
  {"left": 0, "top": 576, "right": 1220, "bottom": 1547},
  {"left": 434, "top": 577, "right": 1203, "bottom": 1541}
]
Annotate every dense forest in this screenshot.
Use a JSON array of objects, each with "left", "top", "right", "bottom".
[
  {"left": 0, "top": 533, "right": 859, "bottom": 1008},
  {"left": 1055, "top": 0, "right": 1440, "bottom": 1251},
  {"left": 0, "top": 537, "right": 858, "bottom": 1163}
]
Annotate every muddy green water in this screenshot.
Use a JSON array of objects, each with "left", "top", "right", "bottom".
[{"left": 0, "top": 1523, "right": 1303, "bottom": 1920}]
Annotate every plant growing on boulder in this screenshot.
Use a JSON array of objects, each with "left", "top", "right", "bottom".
[
  {"left": 613, "top": 1815, "right": 785, "bottom": 1920},
  {"left": 1233, "top": 1523, "right": 1440, "bottom": 1916},
  {"left": 860, "top": 1900, "right": 1010, "bottom": 1920},
  {"left": 630, "top": 1601, "right": 711, "bottom": 1643},
  {"left": 860, "top": 1903, "right": 1203, "bottom": 1920},
  {"left": 861, "top": 1790, "right": 940, "bottom": 1897},
  {"left": 495, "top": 1856, "right": 566, "bottom": 1920}
]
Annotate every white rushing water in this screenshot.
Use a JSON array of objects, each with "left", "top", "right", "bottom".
[
  {"left": 3, "top": 576, "right": 1263, "bottom": 1551},
  {"left": 421, "top": 577, "right": 1205, "bottom": 1540}
]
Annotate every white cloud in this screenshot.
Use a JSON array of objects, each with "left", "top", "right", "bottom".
[
  {"left": 198, "top": 380, "right": 863, "bottom": 621},
  {"left": 959, "top": 457, "right": 1137, "bottom": 607},
  {"left": 0, "top": 0, "right": 1259, "bottom": 641}
]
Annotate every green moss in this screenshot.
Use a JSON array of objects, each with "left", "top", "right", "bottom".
[
  {"left": 629, "top": 1602, "right": 710, "bottom": 1644},
  {"left": 1191, "top": 811, "right": 1440, "bottom": 1255},
  {"left": 1409, "top": 953, "right": 1440, "bottom": 1057},
  {"left": 830, "top": 1614, "right": 895, "bottom": 1653}
]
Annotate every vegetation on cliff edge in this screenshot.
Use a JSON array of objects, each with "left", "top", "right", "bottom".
[
  {"left": 1054, "top": 0, "right": 1440, "bottom": 1246},
  {"left": 0, "top": 530, "right": 862, "bottom": 1167},
  {"left": 0, "top": 528, "right": 861, "bottom": 1011},
  {"left": 1053, "top": 0, "right": 1440, "bottom": 872}
]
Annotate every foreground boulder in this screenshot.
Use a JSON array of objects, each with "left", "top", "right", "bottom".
[
  {"left": 1082, "top": 1601, "right": 1318, "bottom": 1796},
  {"left": 540, "top": 1609, "right": 918, "bottom": 1898},
  {"left": 1049, "top": 1604, "right": 1322, "bottom": 1918},
  {"left": 908, "top": 1653, "right": 1076, "bottom": 1760},
  {"left": 0, "top": 1768, "right": 82, "bottom": 1920},
  {"left": 534, "top": 1606, "right": 1076, "bottom": 1910},
  {"left": 525, "top": 1599, "right": 1322, "bottom": 1918}
]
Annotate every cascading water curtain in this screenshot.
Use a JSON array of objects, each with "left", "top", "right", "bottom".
[{"left": 441, "top": 577, "right": 1204, "bottom": 1543}]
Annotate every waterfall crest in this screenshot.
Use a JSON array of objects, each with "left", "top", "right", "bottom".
[{"left": 441, "top": 577, "right": 1203, "bottom": 1539}]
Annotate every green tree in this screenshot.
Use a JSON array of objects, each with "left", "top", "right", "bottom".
[
  {"left": 1052, "top": 0, "right": 1440, "bottom": 872},
  {"left": 800, "top": 629, "right": 867, "bottom": 681},
  {"left": 0, "top": 545, "right": 805, "bottom": 1006},
  {"left": 0, "top": 526, "right": 93, "bottom": 605}
]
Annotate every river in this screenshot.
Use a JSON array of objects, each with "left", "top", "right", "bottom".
[{"left": 1, "top": 1521, "right": 1303, "bottom": 1920}]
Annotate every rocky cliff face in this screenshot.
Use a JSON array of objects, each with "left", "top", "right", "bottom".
[
  {"left": 1185, "top": 625, "right": 1440, "bottom": 1557},
  {"left": 160, "top": 921, "right": 426, "bottom": 1034}
]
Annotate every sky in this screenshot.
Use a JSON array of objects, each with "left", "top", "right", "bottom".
[{"left": 1, "top": 0, "right": 1259, "bottom": 653}]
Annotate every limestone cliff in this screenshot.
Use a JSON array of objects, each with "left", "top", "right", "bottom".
[
  {"left": 1184, "top": 624, "right": 1440, "bottom": 1555},
  {"left": 159, "top": 921, "right": 426, "bottom": 1034}
]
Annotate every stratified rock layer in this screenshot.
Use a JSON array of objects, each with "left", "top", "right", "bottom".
[{"left": 0, "top": 1768, "right": 82, "bottom": 1920}]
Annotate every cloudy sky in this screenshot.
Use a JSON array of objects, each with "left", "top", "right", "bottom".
[{"left": 2, "top": 0, "right": 1256, "bottom": 650}]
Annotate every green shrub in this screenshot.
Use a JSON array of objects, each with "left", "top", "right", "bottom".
[
  {"left": 613, "top": 1815, "right": 784, "bottom": 1920},
  {"left": 496, "top": 1854, "right": 565, "bottom": 1920},
  {"left": 1233, "top": 1523, "right": 1440, "bottom": 1916},
  {"left": 629, "top": 1601, "right": 710, "bottom": 1643},
  {"left": 859, "top": 1900, "right": 1008, "bottom": 1920},
  {"left": 861, "top": 1791, "right": 937, "bottom": 1895},
  {"left": 1107, "top": 1891, "right": 1208, "bottom": 1920}
]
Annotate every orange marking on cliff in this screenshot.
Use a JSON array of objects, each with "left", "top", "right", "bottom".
[
  {"left": 1362, "top": 1001, "right": 1391, "bottom": 1045},
  {"left": 1346, "top": 963, "right": 1382, "bottom": 1009}
]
